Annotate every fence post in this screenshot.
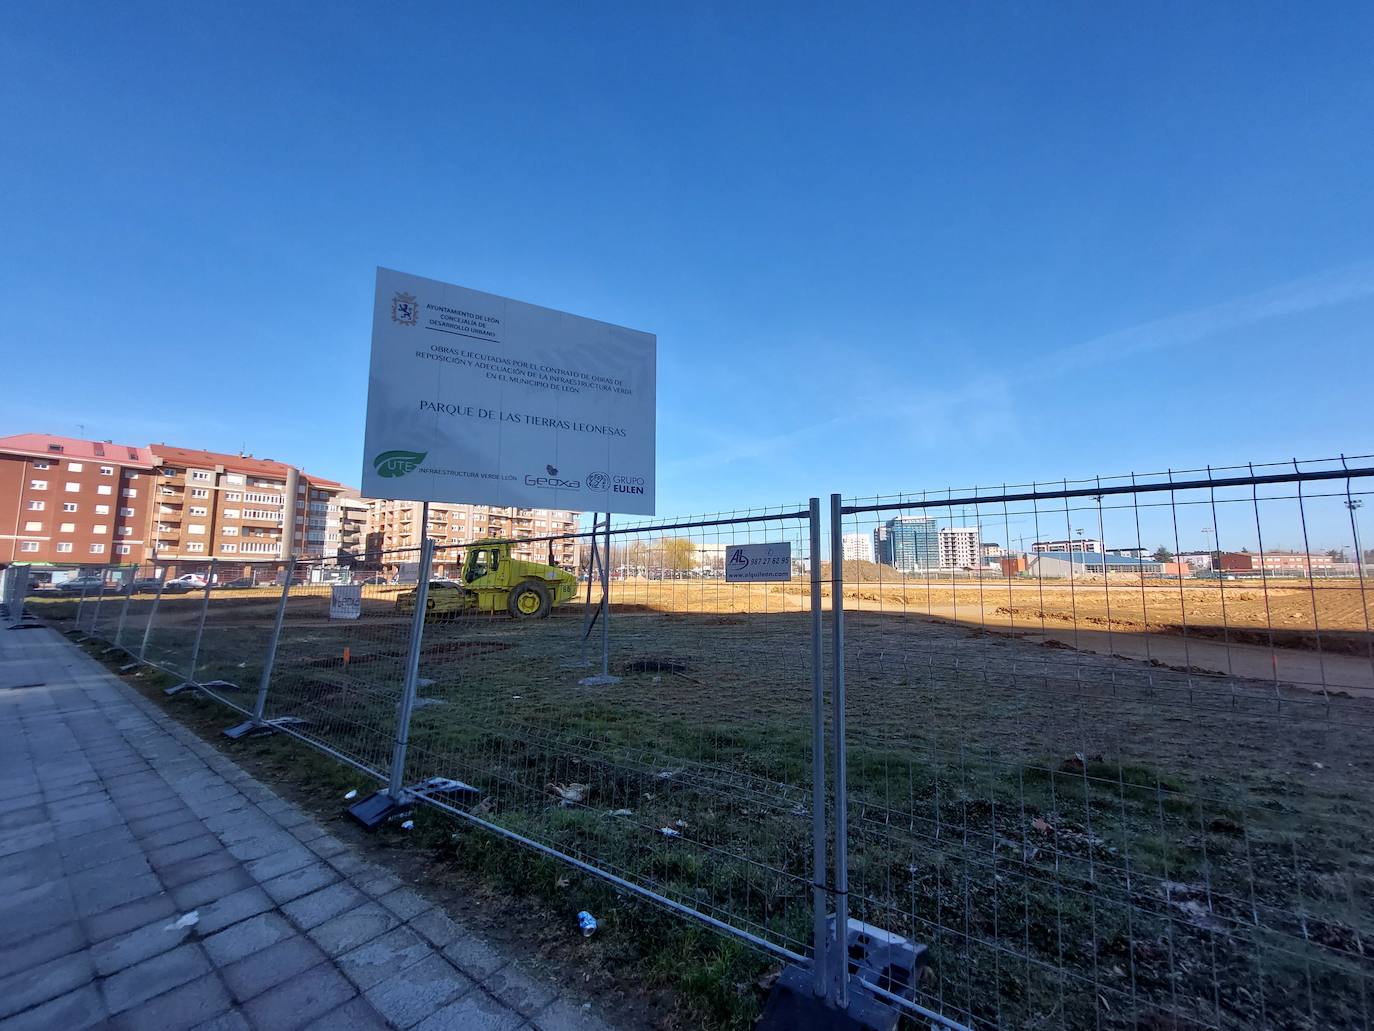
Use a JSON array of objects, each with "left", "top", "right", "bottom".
[
  {"left": 114, "top": 564, "right": 137, "bottom": 649},
  {"left": 386, "top": 533, "right": 435, "bottom": 800},
  {"left": 808, "top": 498, "right": 829, "bottom": 998},
  {"left": 828, "top": 493, "right": 851, "bottom": 1008},
  {"left": 187, "top": 559, "right": 216, "bottom": 684},
  {"left": 89, "top": 564, "right": 110, "bottom": 639},
  {"left": 75, "top": 573, "right": 92, "bottom": 631},
  {"left": 139, "top": 564, "right": 168, "bottom": 661},
  {"left": 249, "top": 573, "right": 294, "bottom": 725}
]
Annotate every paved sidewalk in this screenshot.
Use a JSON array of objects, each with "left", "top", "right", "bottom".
[{"left": 0, "top": 626, "right": 620, "bottom": 1031}]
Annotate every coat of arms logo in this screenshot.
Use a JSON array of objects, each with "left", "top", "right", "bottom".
[{"left": 391, "top": 291, "right": 418, "bottom": 326}]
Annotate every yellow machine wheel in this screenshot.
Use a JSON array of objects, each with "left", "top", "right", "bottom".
[{"left": 508, "top": 581, "right": 551, "bottom": 619}]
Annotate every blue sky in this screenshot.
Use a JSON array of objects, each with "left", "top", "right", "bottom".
[{"left": 2, "top": 3, "right": 1371, "bottom": 549}]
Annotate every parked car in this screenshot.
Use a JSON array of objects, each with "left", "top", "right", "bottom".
[
  {"left": 218, "top": 577, "right": 259, "bottom": 589},
  {"left": 169, "top": 574, "right": 208, "bottom": 588},
  {"left": 120, "top": 578, "right": 166, "bottom": 595},
  {"left": 358, "top": 574, "right": 390, "bottom": 586},
  {"left": 55, "top": 576, "right": 109, "bottom": 595}
]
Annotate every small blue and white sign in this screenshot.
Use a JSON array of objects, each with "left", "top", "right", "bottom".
[{"left": 725, "top": 543, "right": 792, "bottom": 583}]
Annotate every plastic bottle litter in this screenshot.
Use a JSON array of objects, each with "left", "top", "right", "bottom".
[
  {"left": 400, "top": 819, "right": 415, "bottom": 830},
  {"left": 578, "top": 911, "right": 598, "bottom": 937},
  {"left": 344, "top": 789, "right": 358, "bottom": 800}
]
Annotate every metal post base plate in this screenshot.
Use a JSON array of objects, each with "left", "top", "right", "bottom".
[
  {"left": 349, "top": 777, "right": 482, "bottom": 830},
  {"left": 757, "top": 966, "right": 894, "bottom": 1031},
  {"left": 118, "top": 662, "right": 140, "bottom": 673},
  {"left": 577, "top": 673, "right": 622, "bottom": 686},
  {"left": 347, "top": 790, "right": 411, "bottom": 829},
  {"left": 222, "top": 715, "right": 308, "bottom": 740}
]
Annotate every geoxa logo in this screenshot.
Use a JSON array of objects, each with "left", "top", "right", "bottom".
[
  {"left": 373, "top": 450, "right": 426, "bottom": 477},
  {"left": 525, "top": 472, "right": 581, "bottom": 490}
]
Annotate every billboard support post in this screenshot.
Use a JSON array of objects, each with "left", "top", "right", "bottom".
[{"left": 579, "top": 514, "right": 619, "bottom": 687}]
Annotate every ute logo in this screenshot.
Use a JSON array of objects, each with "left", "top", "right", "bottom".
[
  {"left": 391, "top": 291, "right": 418, "bottom": 326},
  {"left": 373, "top": 450, "right": 426, "bottom": 478}
]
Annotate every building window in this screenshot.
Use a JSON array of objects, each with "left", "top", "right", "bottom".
[
  {"left": 191, "top": 488, "right": 209, "bottom": 498},
  {"left": 47, "top": 443, "right": 63, "bottom": 453},
  {"left": 90, "top": 543, "right": 105, "bottom": 554},
  {"left": 222, "top": 526, "right": 239, "bottom": 536},
  {"left": 189, "top": 506, "right": 208, "bottom": 516},
  {"left": 115, "top": 545, "right": 132, "bottom": 555},
  {"left": 225, "top": 492, "right": 242, "bottom": 502},
  {"left": 60, "top": 522, "right": 75, "bottom": 533},
  {"left": 220, "top": 544, "right": 238, "bottom": 553},
  {"left": 63, "top": 502, "right": 77, "bottom": 512},
  {"left": 30, "top": 480, "right": 47, "bottom": 490},
  {"left": 226, "top": 473, "right": 245, "bottom": 485},
  {"left": 186, "top": 542, "right": 205, "bottom": 552},
  {"left": 120, "top": 507, "right": 134, "bottom": 517},
  {"left": 100, "top": 466, "right": 114, "bottom": 476},
  {"left": 94, "top": 504, "right": 108, "bottom": 515},
  {"left": 67, "top": 462, "right": 83, "bottom": 472},
  {"left": 223, "top": 509, "right": 240, "bottom": 519},
  {"left": 93, "top": 524, "right": 108, "bottom": 534},
  {"left": 121, "top": 488, "right": 137, "bottom": 498},
  {"left": 118, "top": 527, "right": 133, "bottom": 536},
  {"left": 20, "top": 542, "right": 39, "bottom": 553},
  {"left": 97, "top": 485, "right": 113, "bottom": 496},
  {"left": 56, "top": 542, "right": 73, "bottom": 553},
  {"left": 33, "top": 460, "right": 50, "bottom": 469},
  {"left": 64, "top": 482, "right": 81, "bottom": 492},
  {"left": 125, "top": 472, "right": 139, "bottom": 480},
  {"left": 188, "top": 524, "right": 206, "bottom": 535},
  {"left": 190, "top": 470, "right": 211, "bottom": 481},
  {"left": 23, "top": 521, "right": 42, "bottom": 532},
  {"left": 26, "top": 500, "right": 44, "bottom": 511}
]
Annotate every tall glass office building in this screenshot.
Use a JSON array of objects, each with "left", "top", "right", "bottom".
[{"left": 886, "top": 515, "right": 940, "bottom": 572}]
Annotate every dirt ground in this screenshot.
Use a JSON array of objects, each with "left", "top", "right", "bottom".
[{"left": 34, "top": 580, "right": 1374, "bottom": 1030}]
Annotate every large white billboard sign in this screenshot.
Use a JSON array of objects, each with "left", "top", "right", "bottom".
[{"left": 361, "top": 268, "right": 656, "bottom": 515}]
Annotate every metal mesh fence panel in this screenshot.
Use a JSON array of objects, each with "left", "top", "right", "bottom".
[
  {"left": 835, "top": 457, "right": 1374, "bottom": 1030},
  {"left": 1, "top": 565, "right": 29, "bottom": 626},
  {"left": 398, "top": 506, "right": 821, "bottom": 961},
  {"left": 137, "top": 562, "right": 204, "bottom": 681},
  {"left": 90, "top": 564, "right": 136, "bottom": 643},
  {"left": 189, "top": 561, "right": 290, "bottom": 712},
  {"left": 257, "top": 548, "right": 423, "bottom": 778}
]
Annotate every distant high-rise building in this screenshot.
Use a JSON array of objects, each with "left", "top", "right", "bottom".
[
  {"left": 938, "top": 527, "right": 981, "bottom": 570},
  {"left": 886, "top": 515, "right": 940, "bottom": 572},
  {"left": 873, "top": 525, "right": 890, "bottom": 565},
  {"left": 841, "top": 532, "right": 874, "bottom": 563}
]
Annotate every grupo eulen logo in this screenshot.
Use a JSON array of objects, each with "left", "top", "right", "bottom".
[
  {"left": 373, "top": 450, "right": 426, "bottom": 478},
  {"left": 585, "top": 471, "right": 610, "bottom": 492}
]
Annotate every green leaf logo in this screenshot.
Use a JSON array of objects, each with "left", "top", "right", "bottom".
[{"left": 373, "top": 450, "right": 426, "bottom": 478}]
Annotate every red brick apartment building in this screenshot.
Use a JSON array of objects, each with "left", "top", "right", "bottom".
[
  {"left": 0, "top": 434, "right": 157, "bottom": 566},
  {"left": 0, "top": 434, "right": 347, "bottom": 577}
]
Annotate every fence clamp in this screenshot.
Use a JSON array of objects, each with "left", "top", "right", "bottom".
[{"left": 348, "top": 776, "right": 481, "bottom": 831}]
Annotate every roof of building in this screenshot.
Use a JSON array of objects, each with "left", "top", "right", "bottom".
[
  {"left": 149, "top": 443, "right": 297, "bottom": 479},
  {"left": 0, "top": 433, "right": 157, "bottom": 468}
]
